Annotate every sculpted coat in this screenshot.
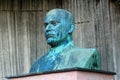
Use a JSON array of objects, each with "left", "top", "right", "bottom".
[{"left": 30, "top": 41, "right": 100, "bottom": 73}]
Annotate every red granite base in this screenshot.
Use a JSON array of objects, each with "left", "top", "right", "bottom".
[{"left": 8, "top": 70, "right": 114, "bottom": 80}]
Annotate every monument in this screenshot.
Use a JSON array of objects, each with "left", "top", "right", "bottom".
[
  {"left": 7, "top": 9, "right": 116, "bottom": 80},
  {"left": 29, "top": 9, "right": 101, "bottom": 73}
]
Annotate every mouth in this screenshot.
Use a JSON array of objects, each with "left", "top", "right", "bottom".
[{"left": 46, "top": 34, "right": 54, "bottom": 38}]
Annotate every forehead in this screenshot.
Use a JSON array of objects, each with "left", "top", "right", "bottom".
[{"left": 44, "top": 10, "right": 68, "bottom": 22}]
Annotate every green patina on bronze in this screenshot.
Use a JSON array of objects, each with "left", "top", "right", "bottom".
[{"left": 29, "top": 9, "right": 101, "bottom": 73}]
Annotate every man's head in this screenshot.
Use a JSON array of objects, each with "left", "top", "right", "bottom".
[{"left": 44, "top": 9, "right": 75, "bottom": 47}]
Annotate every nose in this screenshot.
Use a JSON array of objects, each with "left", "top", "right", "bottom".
[{"left": 45, "top": 24, "right": 52, "bottom": 32}]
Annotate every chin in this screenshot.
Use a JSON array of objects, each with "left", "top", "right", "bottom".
[
  {"left": 47, "top": 39, "right": 59, "bottom": 47},
  {"left": 47, "top": 39, "right": 54, "bottom": 44},
  {"left": 47, "top": 38, "right": 54, "bottom": 43}
]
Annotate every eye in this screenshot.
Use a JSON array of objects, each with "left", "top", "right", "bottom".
[
  {"left": 50, "top": 21, "right": 59, "bottom": 26},
  {"left": 44, "top": 23, "right": 48, "bottom": 27}
]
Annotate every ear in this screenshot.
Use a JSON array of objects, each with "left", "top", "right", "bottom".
[{"left": 68, "top": 24, "right": 75, "bottom": 34}]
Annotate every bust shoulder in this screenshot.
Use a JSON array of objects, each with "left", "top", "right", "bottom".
[{"left": 57, "top": 47, "right": 101, "bottom": 70}]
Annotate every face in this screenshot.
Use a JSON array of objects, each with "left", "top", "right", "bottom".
[{"left": 44, "top": 10, "right": 70, "bottom": 46}]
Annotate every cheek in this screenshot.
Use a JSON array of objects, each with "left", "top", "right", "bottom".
[
  {"left": 56, "top": 30, "right": 61, "bottom": 39},
  {"left": 55, "top": 24, "right": 68, "bottom": 39},
  {"left": 54, "top": 29, "right": 62, "bottom": 40},
  {"left": 55, "top": 26, "right": 63, "bottom": 35},
  {"left": 57, "top": 29, "right": 67, "bottom": 39}
]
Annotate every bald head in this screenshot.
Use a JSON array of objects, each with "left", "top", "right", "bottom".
[{"left": 44, "top": 9, "right": 75, "bottom": 26}]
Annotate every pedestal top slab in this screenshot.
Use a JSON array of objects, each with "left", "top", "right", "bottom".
[{"left": 6, "top": 67, "right": 116, "bottom": 79}]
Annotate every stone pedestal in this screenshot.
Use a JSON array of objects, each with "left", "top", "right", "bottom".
[{"left": 6, "top": 68, "right": 115, "bottom": 80}]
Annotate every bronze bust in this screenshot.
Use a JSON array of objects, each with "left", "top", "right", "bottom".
[{"left": 29, "top": 9, "right": 101, "bottom": 73}]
